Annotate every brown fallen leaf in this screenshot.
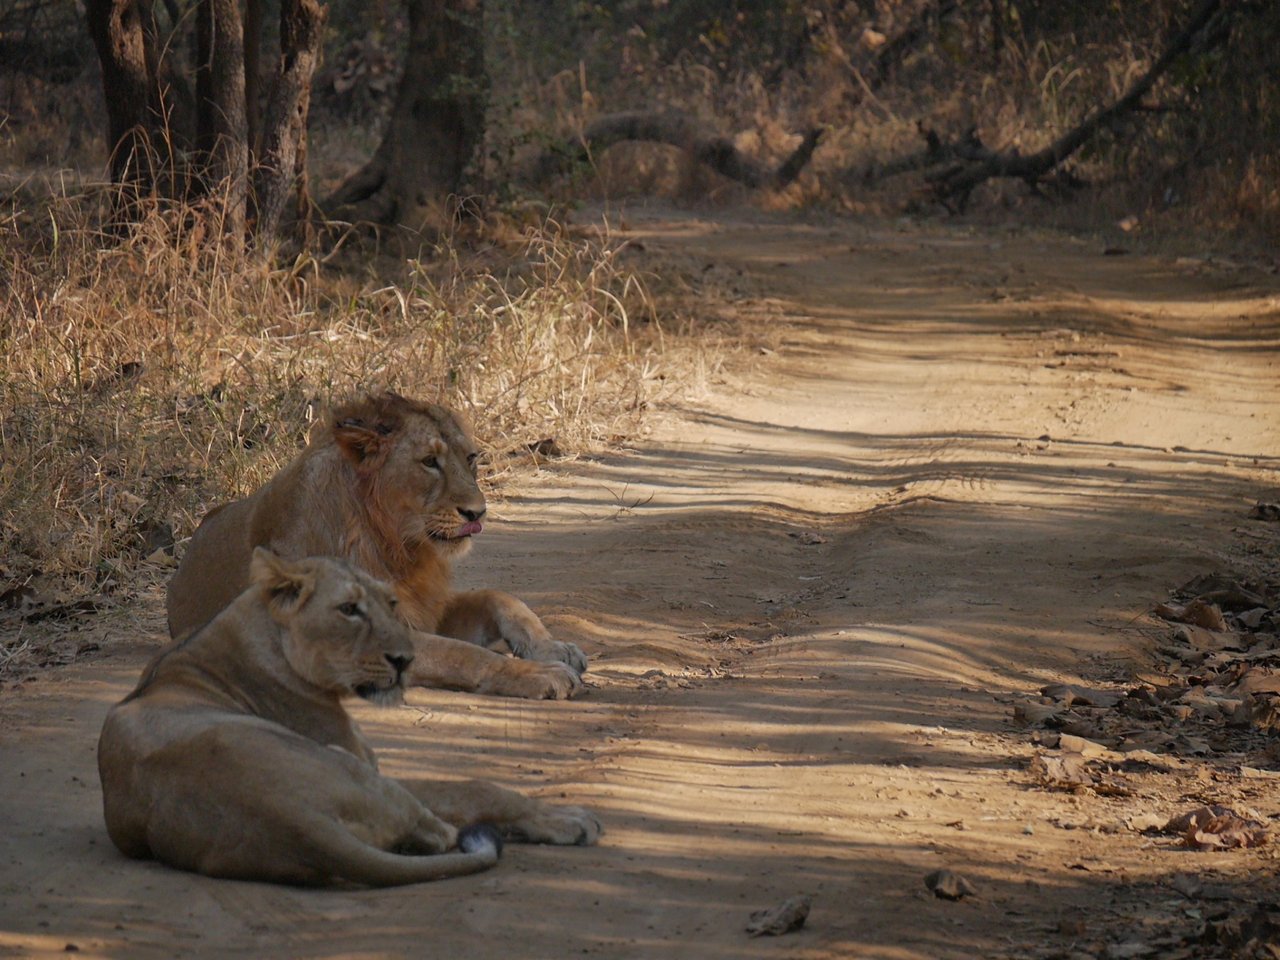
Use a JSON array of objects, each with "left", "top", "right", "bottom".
[
  {"left": 1170, "top": 623, "right": 1240, "bottom": 653},
  {"left": 1249, "top": 696, "right": 1280, "bottom": 733},
  {"left": 1178, "top": 574, "right": 1269, "bottom": 611},
  {"left": 1163, "top": 805, "right": 1269, "bottom": 850},
  {"left": 1203, "top": 903, "right": 1280, "bottom": 952},
  {"left": 924, "top": 869, "right": 977, "bottom": 901},
  {"left": 1231, "top": 669, "right": 1280, "bottom": 697},
  {"left": 746, "top": 895, "right": 811, "bottom": 936},
  {"left": 1236, "top": 606, "right": 1269, "bottom": 630},
  {"left": 1154, "top": 598, "right": 1228, "bottom": 631}
]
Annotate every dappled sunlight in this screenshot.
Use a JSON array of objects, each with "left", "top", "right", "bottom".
[{"left": 2, "top": 213, "right": 1277, "bottom": 958}]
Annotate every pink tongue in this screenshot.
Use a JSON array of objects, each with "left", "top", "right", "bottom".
[{"left": 457, "top": 520, "right": 483, "bottom": 538}]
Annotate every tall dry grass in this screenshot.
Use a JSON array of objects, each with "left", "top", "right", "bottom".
[{"left": 0, "top": 183, "right": 698, "bottom": 611}]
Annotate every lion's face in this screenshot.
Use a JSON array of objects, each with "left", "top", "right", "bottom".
[
  {"left": 250, "top": 549, "right": 415, "bottom": 704},
  {"left": 331, "top": 394, "right": 487, "bottom": 562}
]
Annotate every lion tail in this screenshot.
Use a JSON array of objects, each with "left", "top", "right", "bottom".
[{"left": 313, "top": 822, "right": 501, "bottom": 887}]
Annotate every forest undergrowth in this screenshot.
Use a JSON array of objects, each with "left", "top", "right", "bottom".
[{"left": 0, "top": 185, "right": 727, "bottom": 675}]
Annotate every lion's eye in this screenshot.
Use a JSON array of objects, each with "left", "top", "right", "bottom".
[
  {"left": 421, "top": 456, "right": 441, "bottom": 471},
  {"left": 466, "top": 452, "right": 480, "bottom": 473},
  {"left": 338, "top": 601, "right": 362, "bottom": 617}
]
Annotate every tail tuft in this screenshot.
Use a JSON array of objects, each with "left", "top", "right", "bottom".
[{"left": 457, "top": 822, "right": 503, "bottom": 858}]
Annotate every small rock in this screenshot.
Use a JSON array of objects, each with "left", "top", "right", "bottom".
[
  {"left": 924, "top": 869, "right": 977, "bottom": 901},
  {"left": 1125, "top": 812, "right": 1168, "bottom": 833},
  {"left": 746, "top": 895, "right": 811, "bottom": 936},
  {"left": 1104, "top": 942, "right": 1156, "bottom": 959},
  {"left": 1056, "top": 734, "right": 1113, "bottom": 758},
  {"left": 1249, "top": 501, "right": 1280, "bottom": 522},
  {"left": 1014, "top": 702, "right": 1063, "bottom": 725}
]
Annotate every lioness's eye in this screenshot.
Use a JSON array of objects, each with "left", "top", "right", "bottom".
[
  {"left": 466, "top": 452, "right": 480, "bottom": 472},
  {"left": 338, "top": 601, "right": 361, "bottom": 617},
  {"left": 421, "top": 456, "right": 441, "bottom": 471}
]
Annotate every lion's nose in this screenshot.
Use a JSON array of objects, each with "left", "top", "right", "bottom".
[
  {"left": 458, "top": 506, "right": 486, "bottom": 522},
  {"left": 385, "top": 653, "right": 414, "bottom": 677}
]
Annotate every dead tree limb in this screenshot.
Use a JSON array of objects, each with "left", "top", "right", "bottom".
[
  {"left": 545, "top": 111, "right": 823, "bottom": 191},
  {"left": 925, "top": 0, "right": 1225, "bottom": 208}
]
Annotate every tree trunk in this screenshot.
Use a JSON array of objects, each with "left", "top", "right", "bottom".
[
  {"left": 252, "top": 0, "right": 326, "bottom": 245},
  {"left": 195, "top": 0, "right": 249, "bottom": 246},
  {"left": 989, "top": 0, "right": 1005, "bottom": 71},
  {"left": 84, "top": 0, "right": 164, "bottom": 200},
  {"left": 244, "top": 0, "right": 264, "bottom": 158},
  {"left": 324, "top": 0, "right": 486, "bottom": 229}
]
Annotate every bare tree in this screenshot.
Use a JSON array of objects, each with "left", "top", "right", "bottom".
[
  {"left": 84, "top": 0, "right": 165, "bottom": 205},
  {"left": 253, "top": 0, "right": 326, "bottom": 242},
  {"left": 324, "top": 0, "right": 486, "bottom": 229},
  {"left": 194, "top": 0, "right": 248, "bottom": 245},
  {"left": 85, "top": 0, "right": 324, "bottom": 249}
]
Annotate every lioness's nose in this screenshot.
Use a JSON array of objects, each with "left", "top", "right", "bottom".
[
  {"left": 385, "top": 653, "right": 413, "bottom": 676},
  {"left": 458, "top": 506, "right": 486, "bottom": 522}
]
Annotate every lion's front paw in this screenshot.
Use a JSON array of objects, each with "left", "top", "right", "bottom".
[
  {"left": 480, "top": 660, "right": 583, "bottom": 700},
  {"left": 533, "top": 638, "right": 588, "bottom": 675},
  {"left": 505, "top": 804, "right": 603, "bottom": 846}
]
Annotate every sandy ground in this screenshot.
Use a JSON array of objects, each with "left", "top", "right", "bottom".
[{"left": 2, "top": 210, "right": 1279, "bottom": 959}]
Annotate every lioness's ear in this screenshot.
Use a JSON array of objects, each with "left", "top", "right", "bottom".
[{"left": 250, "top": 547, "right": 314, "bottom": 615}]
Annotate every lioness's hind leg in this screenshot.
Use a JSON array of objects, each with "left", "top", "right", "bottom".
[{"left": 398, "top": 778, "right": 603, "bottom": 847}]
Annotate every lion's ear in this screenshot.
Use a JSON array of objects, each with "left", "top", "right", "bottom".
[
  {"left": 332, "top": 410, "right": 397, "bottom": 465},
  {"left": 250, "top": 547, "right": 314, "bottom": 615}
]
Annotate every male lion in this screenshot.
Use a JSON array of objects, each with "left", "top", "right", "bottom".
[
  {"left": 100, "top": 549, "right": 601, "bottom": 886},
  {"left": 167, "top": 392, "right": 586, "bottom": 699}
]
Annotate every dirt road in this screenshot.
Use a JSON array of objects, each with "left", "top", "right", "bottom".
[{"left": 2, "top": 211, "right": 1278, "bottom": 958}]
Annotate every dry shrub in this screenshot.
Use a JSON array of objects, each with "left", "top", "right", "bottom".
[
  {"left": 476, "top": 1, "right": 1276, "bottom": 248},
  {"left": 0, "top": 182, "right": 703, "bottom": 599}
]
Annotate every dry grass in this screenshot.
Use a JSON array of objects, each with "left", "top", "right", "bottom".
[
  {"left": 485, "top": 4, "right": 1277, "bottom": 252},
  {"left": 0, "top": 182, "right": 715, "bottom": 625}
]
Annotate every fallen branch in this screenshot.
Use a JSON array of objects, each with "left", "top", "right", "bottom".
[
  {"left": 542, "top": 111, "right": 824, "bottom": 191},
  {"left": 915, "top": 0, "right": 1225, "bottom": 208}
]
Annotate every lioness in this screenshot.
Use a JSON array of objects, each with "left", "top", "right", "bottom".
[
  {"left": 168, "top": 392, "right": 585, "bottom": 699},
  {"left": 100, "top": 549, "right": 601, "bottom": 886}
]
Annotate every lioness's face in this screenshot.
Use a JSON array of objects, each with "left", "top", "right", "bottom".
[
  {"left": 253, "top": 550, "right": 415, "bottom": 704},
  {"left": 332, "top": 397, "right": 487, "bottom": 560}
]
